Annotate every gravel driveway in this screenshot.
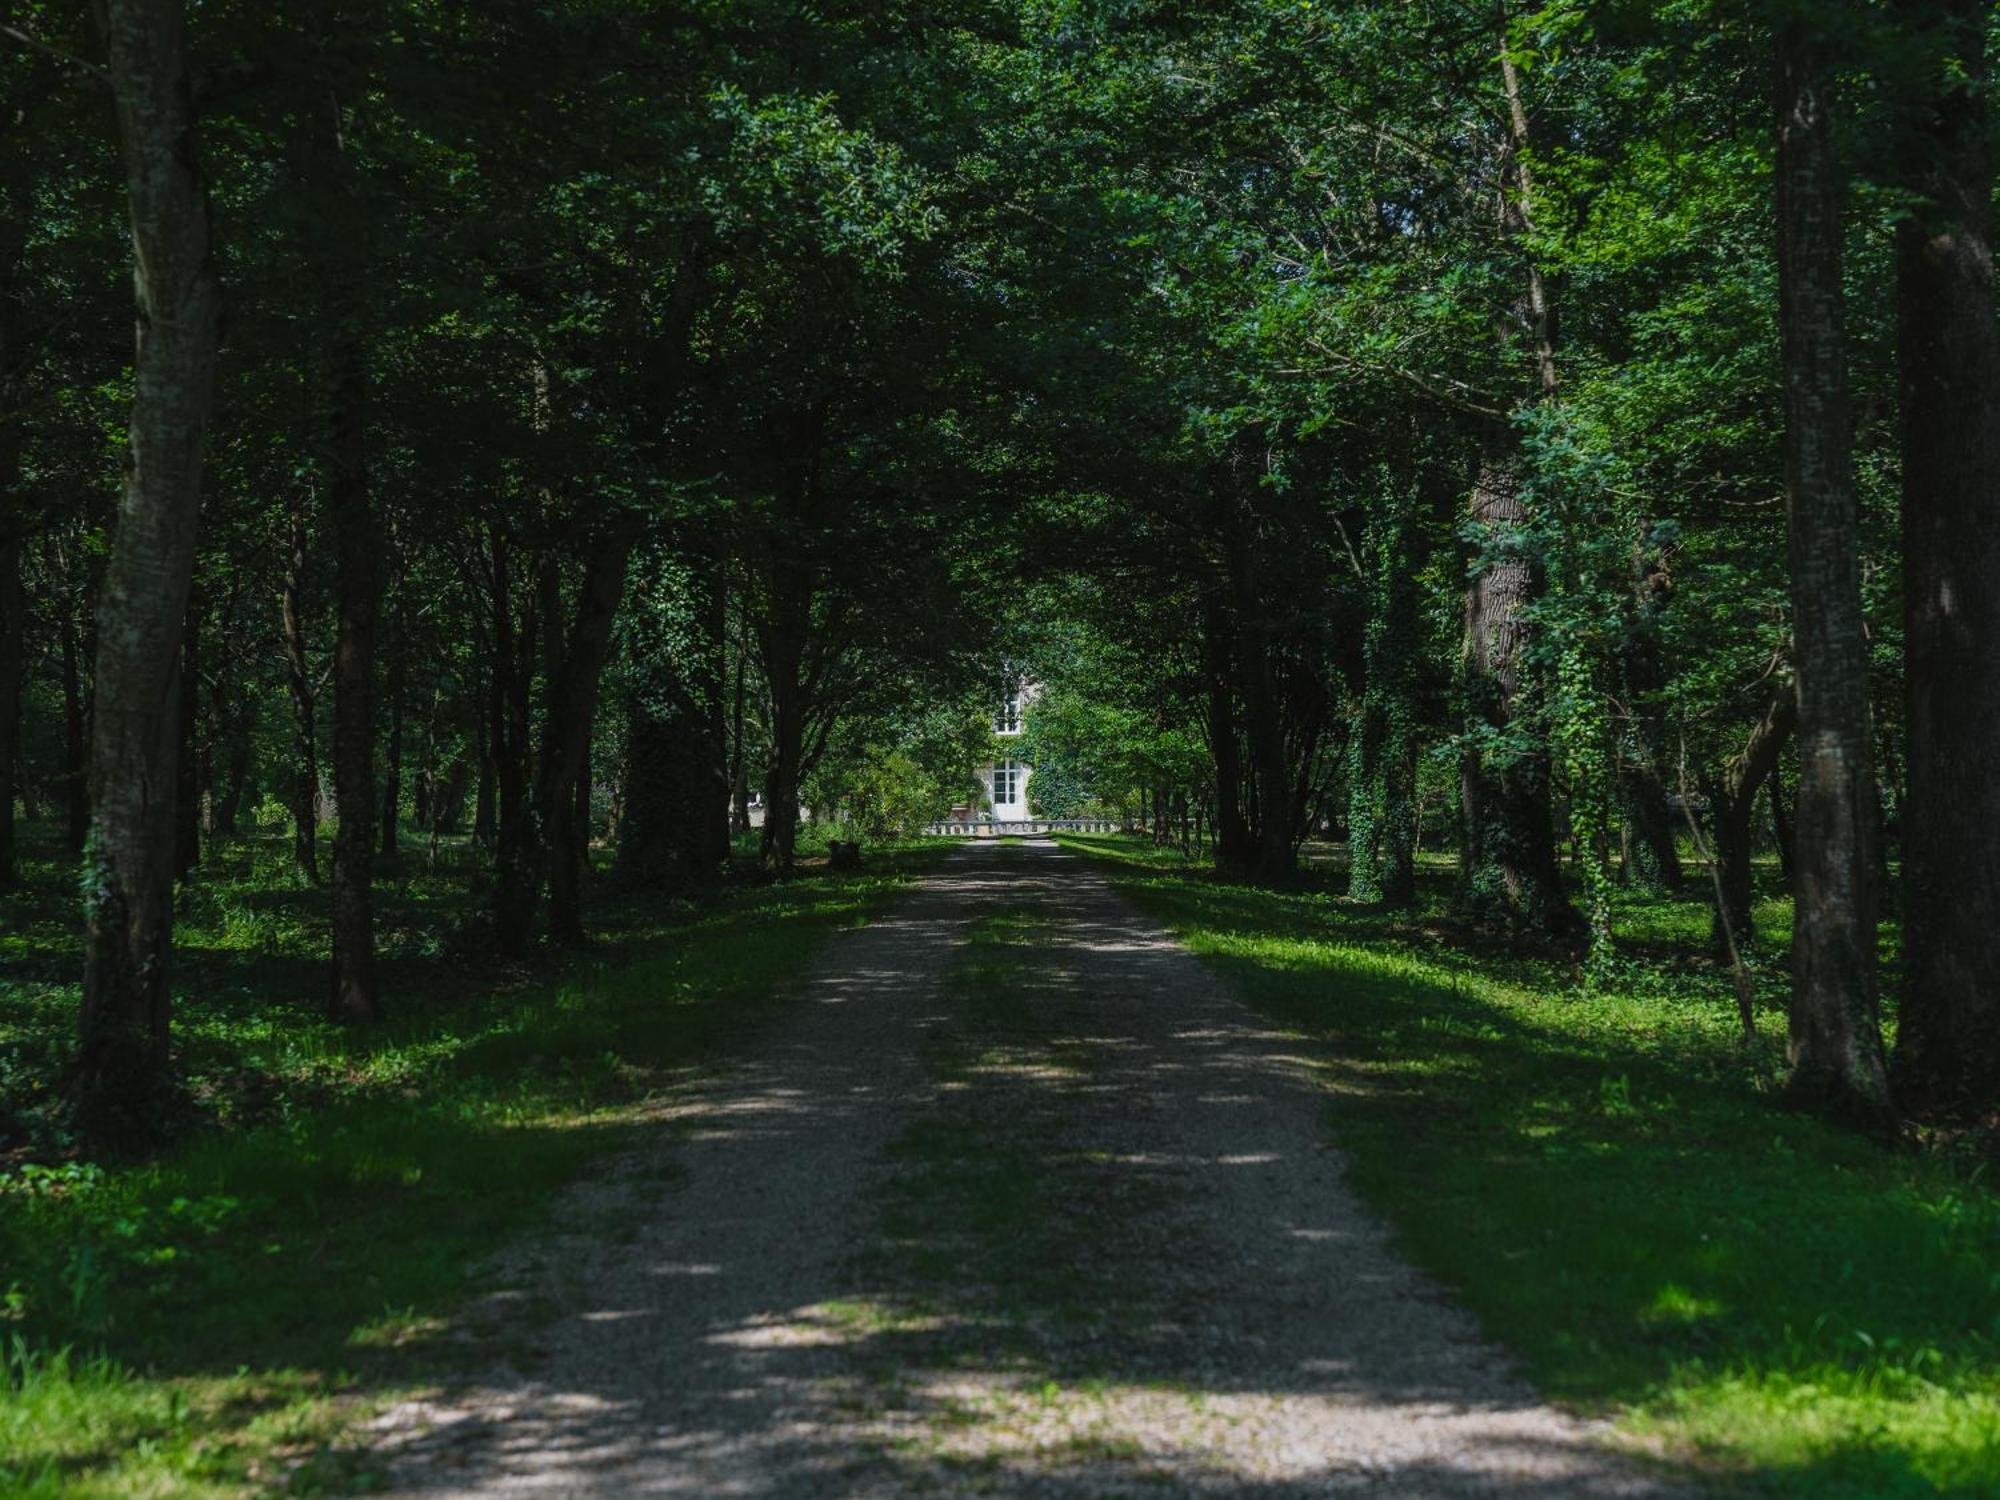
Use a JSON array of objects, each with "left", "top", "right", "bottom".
[{"left": 370, "top": 840, "right": 1690, "bottom": 1497}]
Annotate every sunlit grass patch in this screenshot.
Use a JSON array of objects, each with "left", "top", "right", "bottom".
[
  {"left": 1060, "top": 833, "right": 1999, "bottom": 1500},
  {"left": 0, "top": 825, "right": 939, "bottom": 1497}
]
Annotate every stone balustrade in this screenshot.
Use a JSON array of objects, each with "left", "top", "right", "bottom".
[{"left": 921, "top": 819, "right": 1124, "bottom": 837}]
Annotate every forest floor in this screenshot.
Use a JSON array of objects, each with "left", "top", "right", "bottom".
[{"left": 365, "top": 838, "right": 1679, "bottom": 1498}]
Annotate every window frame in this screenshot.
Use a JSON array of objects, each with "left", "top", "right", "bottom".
[{"left": 992, "top": 760, "right": 1021, "bottom": 806}]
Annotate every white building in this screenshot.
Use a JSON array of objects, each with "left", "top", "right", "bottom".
[{"left": 958, "top": 679, "right": 1037, "bottom": 822}]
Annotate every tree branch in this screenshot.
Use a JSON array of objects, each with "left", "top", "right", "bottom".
[{"left": 1, "top": 23, "right": 107, "bottom": 84}]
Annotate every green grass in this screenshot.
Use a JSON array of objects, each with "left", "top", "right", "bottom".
[
  {"left": 1060, "top": 833, "right": 2000, "bottom": 1499},
  {"left": 0, "top": 821, "right": 938, "bottom": 1496}
]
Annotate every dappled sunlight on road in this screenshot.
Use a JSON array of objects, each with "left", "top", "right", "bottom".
[{"left": 371, "top": 841, "right": 1684, "bottom": 1497}]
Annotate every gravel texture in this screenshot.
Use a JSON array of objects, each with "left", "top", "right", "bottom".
[{"left": 368, "top": 840, "right": 1693, "bottom": 1497}]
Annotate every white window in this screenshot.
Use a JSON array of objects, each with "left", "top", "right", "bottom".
[
  {"left": 995, "top": 687, "right": 1022, "bottom": 736},
  {"left": 992, "top": 760, "right": 1022, "bottom": 805}
]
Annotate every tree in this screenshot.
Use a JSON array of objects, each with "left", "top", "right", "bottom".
[
  {"left": 1890, "top": 0, "right": 2000, "bottom": 1122},
  {"left": 1770, "top": 8, "right": 1893, "bottom": 1125},
  {"left": 76, "top": 0, "right": 224, "bottom": 1146},
  {"left": 1452, "top": 17, "right": 1582, "bottom": 945}
]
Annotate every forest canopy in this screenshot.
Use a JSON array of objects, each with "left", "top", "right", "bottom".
[{"left": 3, "top": 0, "right": 1997, "bottom": 1151}]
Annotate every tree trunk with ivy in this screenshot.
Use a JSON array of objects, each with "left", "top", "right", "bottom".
[
  {"left": 1453, "top": 31, "right": 1582, "bottom": 946},
  {"left": 1454, "top": 440, "right": 1580, "bottom": 944},
  {"left": 1350, "top": 481, "right": 1421, "bottom": 906}
]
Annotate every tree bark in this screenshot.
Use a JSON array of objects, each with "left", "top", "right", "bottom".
[
  {"left": 473, "top": 657, "right": 497, "bottom": 848},
  {"left": 1620, "top": 549, "right": 1684, "bottom": 893},
  {"left": 1769, "top": 772, "right": 1794, "bottom": 884},
  {"left": 61, "top": 597, "right": 87, "bottom": 854},
  {"left": 1454, "top": 440, "right": 1581, "bottom": 942},
  {"left": 1708, "top": 685, "right": 1797, "bottom": 953},
  {"left": 488, "top": 531, "right": 538, "bottom": 949},
  {"left": 412, "top": 686, "right": 436, "bottom": 833},
  {"left": 0, "top": 144, "right": 29, "bottom": 890},
  {"left": 1200, "top": 586, "right": 1252, "bottom": 872},
  {"left": 1355, "top": 485, "right": 1421, "bottom": 906},
  {"left": 0, "top": 522, "right": 20, "bottom": 890},
  {"left": 1226, "top": 514, "right": 1293, "bottom": 882},
  {"left": 1452, "top": 24, "right": 1581, "bottom": 944},
  {"left": 1891, "top": 0, "right": 2000, "bottom": 1122},
  {"left": 173, "top": 581, "right": 201, "bottom": 882},
  {"left": 279, "top": 499, "right": 320, "bottom": 882},
  {"left": 757, "top": 561, "right": 811, "bottom": 873},
  {"left": 1621, "top": 767, "right": 1683, "bottom": 893},
  {"left": 203, "top": 593, "right": 242, "bottom": 840},
  {"left": 540, "top": 521, "right": 637, "bottom": 946},
  {"left": 729, "top": 602, "right": 751, "bottom": 837},
  {"left": 213, "top": 722, "right": 248, "bottom": 837},
  {"left": 327, "top": 337, "right": 378, "bottom": 1021},
  {"left": 77, "top": 0, "right": 224, "bottom": 1149},
  {"left": 379, "top": 644, "right": 402, "bottom": 857},
  {"left": 1772, "top": 21, "right": 1894, "bottom": 1125}
]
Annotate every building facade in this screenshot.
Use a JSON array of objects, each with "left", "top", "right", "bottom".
[{"left": 956, "top": 679, "right": 1037, "bottom": 822}]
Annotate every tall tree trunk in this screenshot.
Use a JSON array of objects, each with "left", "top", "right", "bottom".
[
  {"left": 698, "top": 576, "right": 731, "bottom": 872},
  {"left": 412, "top": 684, "right": 437, "bottom": 833},
  {"left": 1708, "top": 686, "right": 1797, "bottom": 954},
  {"left": 61, "top": 599, "right": 86, "bottom": 854},
  {"left": 761, "top": 700, "right": 804, "bottom": 872},
  {"left": 280, "top": 499, "right": 319, "bottom": 881},
  {"left": 1200, "top": 587, "right": 1251, "bottom": 872},
  {"left": 489, "top": 532, "right": 539, "bottom": 950},
  {"left": 540, "top": 522, "right": 636, "bottom": 946},
  {"left": 1355, "top": 483, "right": 1421, "bottom": 906},
  {"left": 729, "top": 602, "right": 751, "bottom": 837},
  {"left": 1769, "top": 772, "right": 1794, "bottom": 884},
  {"left": 1621, "top": 768, "right": 1683, "bottom": 893},
  {"left": 757, "top": 565, "right": 810, "bottom": 874},
  {"left": 1453, "top": 27, "right": 1580, "bottom": 944},
  {"left": 1620, "top": 549, "right": 1685, "bottom": 894},
  {"left": 1454, "top": 440, "right": 1581, "bottom": 941},
  {"left": 1773, "top": 21, "right": 1893, "bottom": 1125},
  {"left": 77, "top": 0, "right": 224, "bottom": 1149},
  {"left": 379, "top": 645, "right": 402, "bottom": 857},
  {"left": 1891, "top": 0, "right": 2000, "bottom": 1122},
  {"left": 0, "top": 523, "right": 20, "bottom": 890},
  {"left": 327, "top": 338, "right": 378, "bottom": 1021},
  {"left": 173, "top": 581, "right": 201, "bottom": 882},
  {"left": 1347, "top": 702, "right": 1384, "bottom": 902},
  {"left": 205, "top": 605, "right": 244, "bottom": 840},
  {"left": 1227, "top": 515, "right": 1293, "bottom": 881},
  {"left": 214, "top": 724, "right": 248, "bottom": 838},
  {"left": 0, "top": 160, "right": 29, "bottom": 889},
  {"left": 473, "top": 654, "right": 497, "bottom": 849}
]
